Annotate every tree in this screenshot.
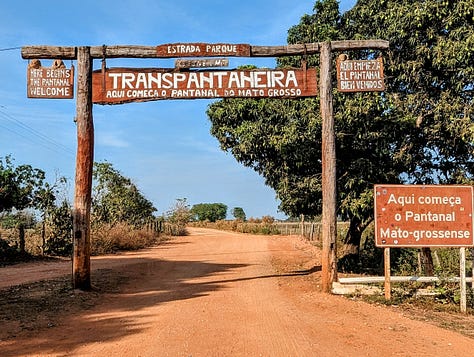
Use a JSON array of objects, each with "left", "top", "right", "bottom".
[
  {"left": 44, "top": 200, "right": 73, "bottom": 256},
  {"left": 166, "top": 198, "right": 192, "bottom": 236},
  {"left": 231, "top": 207, "right": 246, "bottom": 221},
  {"left": 191, "top": 203, "right": 227, "bottom": 222},
  {"left": 208, "top": 0, "right": 401, "bottom": 253},
  {"left": 207, "top": 0, "right": 473, "bottom": 266},
  {"left": 0, "top": 155, "right": 47, "bottom": 254},
  {"left": 92, "top": 162, "right": 156, "bottom": 227},
  {"left": 0, "top": 155, "right": 46, "bottom": 213},
  {"left": 341, "top": 0, "right": 474, "bottom": 270}
]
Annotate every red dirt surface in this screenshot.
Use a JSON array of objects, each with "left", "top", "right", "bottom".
[{"left": 1, "top": 227, "right": 474, "bottom": 356}]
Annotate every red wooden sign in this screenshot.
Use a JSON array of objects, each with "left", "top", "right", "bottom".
[
  {"left": 27, "top": 62, "right": 74, "bottom": 99},
  {"left": 374, "top": 185, "right": 474, "bottom": 247},
  {"left": 175, "top": 58, "right": 229, "bottom": 68},
  {"left": 92, "top": 67, "right": 318, "bottom": 104},
  {"left": 337, "top": 57, "right": 384, "bottom": 92},
  {"left": 156, "top": 43, "right": 251, "bottom": 57}
]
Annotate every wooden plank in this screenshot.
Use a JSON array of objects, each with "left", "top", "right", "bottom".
[
  {"left": 331, "top": 40, "right": 389, "bottom": 50},
  {"left": 460, "top": 248, "right": 467, "bottom": 313},
  {"left": 251, "top": 43, "right": 320, "bottom": 56},
  {"left": 339, "top": 276, "right": 474, "bottom": 283},
  {"left": 72, "top": 47, "right": 93, "bottom": 290},
  {"left": 92, "top": 67, "right": 318, "bottom": 104},
  {"left": 21, "top": 46, "right": 76, "bottom": 59},
  {"left": 157, "top": 43, "right": 250, "bottom": 57},
  {"left": 320, "top": 42, "right": 338, "bottom": 293},
  {"left": 21, "top": 40, "right": 389, "bottom": 60},
  {"left": 384, "top": 248, "right": 391, "bottom": 300}
]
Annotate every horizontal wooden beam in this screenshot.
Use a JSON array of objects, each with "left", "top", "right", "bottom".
[{"left": 21, "top": 40, "right": 389, "bottom": 60}]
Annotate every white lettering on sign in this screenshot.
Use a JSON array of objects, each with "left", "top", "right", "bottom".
[
  {"left": 157, "top": 43, "right": 251, "bottom": 57},
  {"left": 92, "top": 68, "right": 317, "bottom": 103},
  {"left": 337, "top": 58, "right": 385, "bottom": 92},
  {"left": 27, "top": 65, "right": 74, "bottom": 99},
  {"left": 165, "top": 44, "right": 238, "bottom": 55},
  {"left": 374, "top": 185, "right": 474, "bottom": 247},
  {"left": 386, "top": 193, "right": 463, "bottom": 207},
  {"left": 107, "top": 71, "right": 298, "bottom": 90},
  {"left": 167, "top": 44, "right": 202, "bottom": 54}
]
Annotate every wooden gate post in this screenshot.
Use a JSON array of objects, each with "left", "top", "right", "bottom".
[
  {"left": 72, "top": 46, "right": 94, "bottom": 290},
  {"left": 320, "top": 42, "right": 338, "bottom": 293}
]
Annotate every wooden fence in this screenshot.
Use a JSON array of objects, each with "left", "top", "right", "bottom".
[{"left": 273, "top": 221, "right": 349, "bottom": 241}]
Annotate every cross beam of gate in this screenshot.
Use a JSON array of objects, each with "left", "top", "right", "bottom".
[{"left": 22, "top": 40, "right": 389, "bottom": 292}]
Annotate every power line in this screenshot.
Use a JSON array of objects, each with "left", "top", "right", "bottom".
[
  {"left": 0, "top": 108, "right": 76, "bottom": 157},
  {"left": 0, "top": 46, "right": 21, "bottom": 52}
]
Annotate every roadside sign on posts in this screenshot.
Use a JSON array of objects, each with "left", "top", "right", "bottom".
[{"left": 374, "top": 185, "right": 474, "bottom": 247}]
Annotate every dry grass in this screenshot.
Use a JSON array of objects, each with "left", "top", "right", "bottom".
[{"left": 91, "top": 222, "right": 159, "bottom": 255}]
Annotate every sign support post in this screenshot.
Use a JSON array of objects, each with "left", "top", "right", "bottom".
[
  {"left": 374, "top": 184, "right": 474, "bottom": 311},
  {"left": 460, "top": 247, "right": 466, "bottom": 313},
  {"left": 320, "top": 42, "right": 338, "bottom": 292},
  {"left": 384, "top": 248, "right": 391, "bottom": 300},
  {"left": 72, "top": 46, "right": 93, "bottom": 290}
]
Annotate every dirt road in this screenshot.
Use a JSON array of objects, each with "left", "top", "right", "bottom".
[{"left": 1, "top": 227, "right": 474, "bottom": 356}]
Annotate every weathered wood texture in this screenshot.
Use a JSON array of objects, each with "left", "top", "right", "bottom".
[
  {"left": 384, "top": 248, "right": 391, "bottom": 300},
  {"left": 91, "top": 68, "right": 318, "bottom": 104},
  {"left": 319, "top": 42, "right": 338, "bottom": 293},
  {"left": 21, "top": 40, "right": 389, "bottom": 59},
  {"left": 72, "top": 47, "right": 94, "bottom": 290}
]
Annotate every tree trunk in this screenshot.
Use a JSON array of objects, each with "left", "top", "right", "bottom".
[
  {"left": 341, "top": 216, "right": 363, "bottom": 257},
  {"left": 419, "top": 248, "right": 434, "bottom": 275},
  {"left": 19, "top": 224, "right": 25, "bottom": 254}
]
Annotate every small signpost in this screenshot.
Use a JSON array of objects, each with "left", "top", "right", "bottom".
[
  {"left": 27, "top": 59, "right": 74, "bottom": 99},
  {"left": 374, "top": 184, "right": 474, "bottom": 310},
  {"left": 374, "top": 185, "right": 473, "bottom": 248},
  {"left": 336, "top": 55, "right": 384, "bottom": 92}
]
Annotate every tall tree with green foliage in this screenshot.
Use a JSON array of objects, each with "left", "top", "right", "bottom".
[
  {"left": 92, "top": 162, "right": 156, "bottom": 227},
  {"left": 207, "top": 0, "right": 473, "bottom": 263},
  {"left": 231, "top": 207, "right": 246, "bottom": 221},
  {"left": 0, "top": 155, "right": 48, "bottom": 253},
  {"left": 0, "top": 155, "right": 47, "bottom": 213},
  {"left": 191, "top": 203, "right": 228, "bottom": 222},
  {"left": 340, "top": 0, "right": 474, "bottom": 270}
]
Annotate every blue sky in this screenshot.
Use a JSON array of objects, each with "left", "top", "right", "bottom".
[{"left": 0, "top": 0, "right": 355, "bottom": 219}]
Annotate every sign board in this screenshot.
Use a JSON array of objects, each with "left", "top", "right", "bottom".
[
  {"left": 27, "top": 60, "right": 74, "bottom": 99},
  {"left": 374, "top": 185, "right": 474, "bottom": 247},
  {"left": 92, "top": 67, "right": 318, "bottom": 104},
  {"left": 157, "top": 43, "right": 251, "bottom": 57},
  {"left": 336, "top": 57, "right": 384, "bottom": 92},
  {"left": 175, "top": 58, "right": 229, "bottom": 68}
]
